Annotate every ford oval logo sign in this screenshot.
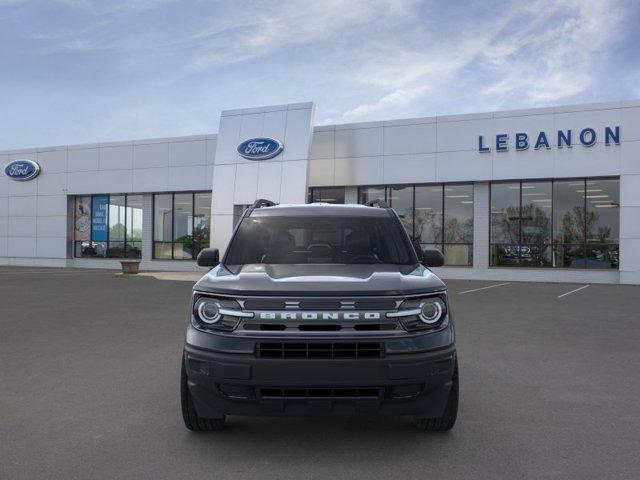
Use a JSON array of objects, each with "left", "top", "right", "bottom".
[
  {"left": 237, "top": 137, "right": 283, "bottom": 160},
  {"left": 4, "top": 159, "right": 41, "bottom": 181}
]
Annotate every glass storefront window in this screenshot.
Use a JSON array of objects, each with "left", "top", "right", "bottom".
[
  {"left": 74, "top": 194, "right": 143, "bottom": 259},
  {"left": 173, "top": 193, "right": 193, "bottom": 260},
  {"left": 388, "top": 185, "right": 413, "bottom": 236},
  {"left": 415, "top": 185, "right": 443, "bottom": 245},
  {"left": 194, "top": 193, "right": 212, "bottom": 258},
  {"left": 358, "top": 183, "right": 473, "bottom": 266},
  {"left": 309, "top": 187, "right": 345, "bottom": 204},
  {"left": 490, "top": 182, "right": 520, "bottom": 246},
  {"left": 153, "top": 191, "right": 212, "bottom": 260},
  {"left": 108, "top": 194, "right": 126, "bottom": 257},
  {"left": 358, "top": 186, "right": 386, "bottom": 204},
  {"left": 491, "top": 177, "right": 619, "bottom": 269},
  {"left": 125, "top": 195, "right": 143, "bottom": 258},
  {"left": 444, "top": 184, "right": 474, "bottom": 266},
  {"left": 153, "top": 194, "right": 173, "bottom": 259}
]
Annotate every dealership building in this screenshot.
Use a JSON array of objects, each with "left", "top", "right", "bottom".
[{"left": 1, "top": 100, "right": 639, "bottom": 284}]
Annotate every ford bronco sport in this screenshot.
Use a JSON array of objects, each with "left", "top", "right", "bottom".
[{"left": 181, "top": 199, "right": 458, "bottom": 431}]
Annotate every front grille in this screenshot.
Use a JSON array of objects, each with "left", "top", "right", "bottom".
[
  {"left": 260, "top": 387, "right": 382, "bottom": 398},
  {"left": 243, "top": 323, "right": 397, "bottom": 332},
  {"left": 243, "top": 298, "right": 397, "bottom": 311},
  {"left": 257, "top": 342, "right": 384, "bottom": 359}
]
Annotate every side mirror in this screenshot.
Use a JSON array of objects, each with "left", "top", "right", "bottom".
[
  {"left": 196, "top": 248, "right": 220, "bottom": 268},
  {"left": 421, "top": 249, "right": 444, "bottom": 267}
]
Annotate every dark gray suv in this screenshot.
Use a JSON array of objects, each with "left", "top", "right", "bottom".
[{"left": 181, "top": 199, "right": 458, "bottom": 431}]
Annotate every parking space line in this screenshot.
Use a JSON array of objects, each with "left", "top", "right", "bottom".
[
  {"left": 557, "top": 284, "right": 590, "bottom": 298},
  {"left": 457, "top": 282, "right": 511, "bottom": 295}
]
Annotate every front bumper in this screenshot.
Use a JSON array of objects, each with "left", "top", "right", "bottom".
[{"left": 184, "top": 323, "right": 456, "bottom": 418}]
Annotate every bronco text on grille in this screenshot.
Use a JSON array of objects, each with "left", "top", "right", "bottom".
[{"left": 180, "top": 200, "right": 458, "bottom": 432}]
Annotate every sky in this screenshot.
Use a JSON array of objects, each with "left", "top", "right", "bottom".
[{"left": 1, "top": 0, "right": 639, "bottom": 150}]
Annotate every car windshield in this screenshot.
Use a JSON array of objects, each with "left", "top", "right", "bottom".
[{"left": 224, "top": 215, "right": 416, "bottom": 269}]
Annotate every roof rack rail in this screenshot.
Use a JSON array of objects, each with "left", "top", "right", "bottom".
[
  {"left": 365, "top": 198, "right": 391, "bottom": 209},
  {"left": 244, "top": 198, "right": 277, "bottom": 217}
]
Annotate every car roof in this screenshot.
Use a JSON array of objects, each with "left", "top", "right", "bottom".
[{"left": 248, "top": 203, "right": 393, "bottom": 218}]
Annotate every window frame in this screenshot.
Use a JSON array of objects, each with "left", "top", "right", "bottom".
[
  {"left": 308, "top": 186, "right": 346, "bottom": 204},
  {"left": 73, "top": 193, "right": 143, "bottom": 259},
  {"left": 358, "top": 182, "right": 474, "bottom": 267},
  {"left": 488, "top": 176, "right": 620, "bottom": 269},
  {"left": 152, "top": 191, "right": 212, "bottom": 260}
]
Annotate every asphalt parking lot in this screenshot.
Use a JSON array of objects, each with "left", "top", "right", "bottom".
[{"left": 1, "top": 267, "right": 639, "bottom": 480}]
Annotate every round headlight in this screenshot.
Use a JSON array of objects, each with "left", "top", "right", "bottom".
[
  {"left": 196, "top": 299, "right": 221, "bottom": 324},
  {"left": 419, "top": 298, "right": 444, "bottom": 324}
]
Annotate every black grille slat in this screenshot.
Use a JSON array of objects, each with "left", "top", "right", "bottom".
[
  {"left": 260, "top": 387, "right": 383, "bottom": 398},
  {"left": 257, "top": 342, "right": 383, "bottom": 359}
]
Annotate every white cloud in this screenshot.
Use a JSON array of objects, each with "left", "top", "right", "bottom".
[
  {"left": 332, "top": 0, "right": 625, "bottom": 122},
  {"left": 190, "top": 0, "right": 415, "bottom": 69}
]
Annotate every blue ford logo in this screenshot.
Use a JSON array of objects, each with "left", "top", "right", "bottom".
[
  {"left": 237, "top": 137, "right": 283, "bottom": 160},
  {"left": 4, "top": 159, "right": 41, "bottom": 181}
]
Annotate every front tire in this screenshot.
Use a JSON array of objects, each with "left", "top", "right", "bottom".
[
  {"left": 414, "top": 360, "right": 458, "bottom": 432},
  {"left": 181, "top": 361, "right": 226, "bottom": 431}
]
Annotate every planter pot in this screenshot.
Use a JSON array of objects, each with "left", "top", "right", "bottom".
[{"left": 120, "top": 259, "right": 141, "bottom": 274}]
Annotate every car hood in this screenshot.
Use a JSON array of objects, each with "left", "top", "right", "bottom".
[{"left": 194, "top": 263, "right": 445, "bottom": 296}]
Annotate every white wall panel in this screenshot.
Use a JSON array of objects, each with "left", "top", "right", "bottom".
[
  {"left": 36, "top": 149, "right": 67, "bottom": 173},
  {"left": 100, "top": 144, "right": 133, "bottom": 170},
  {"left": 96, "top": 169, "right": 133, "bottom": 193},
  {"left": 491, "top": 146, "right": 554, "bottom": 181},
  {"left": 279, "top": 160, "right": 308, "bottom": 204},
  {"left": 553, "top": 143, "right": 620, "bottom": 178},
  {"left": 169, "top": 140, "right": 206, "bottom": 167},
  {"left": 310, "top": 130, "right": 334, "bottom": 160},
  {"left": 620, "top": 140, "right": 640, "bottom": 175},
  {"left": 437, "top": 118, "right": 492, "bottom": 152},
  {"left": 214, "top": 114, "right": 242, "bottom": 165},
  {"left": 37, "top": 195, "right": 67, "bottom": 217},
  {"left": 37, "top": 216, "right": 67, "bottom": 237},
  {"left": 37, "top": 173, "right": 67, "bottom": 195},
  {"left": 68, "top": 147, "right": 99, "bottom": 172},
  {"left": 8, "top": 196, "right": 37, "bottom": 216},
  {"left": 383, "top": 123, "right": 436, "bottom": 155},
  {"left": 206, "top": 138, "right": 217, "bottom": 164},
  {"left": 334, "top": 128, "right": 383, "bottom": 158},
  {"left": 383, "top": 154, "right": 436, "bottom": 184},
  {"left": 132, "top": 167, "right": 169, "bottom": 192},
  {"left": 262, "top": 110, "right": 287, "bottom": 144},
  {"left": 554, "top": 108, "right": 622, "bottom": 145},
  {"left": 36, "top": 237, "right": 67, "bottom": 258},
  {"left": 308, "top": 158, "right": 334, "bottom": 186},
  {"left": 233, "top": 163, "right": 259, "bottom": 204},
  {"left": 256, "top": 162, "right": 283, "bottom": 200},
  {"left": 620, "top": 107, "right": 640, "bottom": 142},
  {"left": 8, "top": 177, "right": 37, "bottom": 196},
  {"left": 282, "top": 107, "right": 314, "bottom": 161},
  {"left": 67, "top": 171, "right": 101, "bottom": 194},
  {"left": 133, "top": 143, "right": 169, "bottom": 169},
  {"left": 211, "top": 164, "right": 236, "bottom": 215},
  {"left": 8, "top": 237, "right": 36, "bottom": 257},
  {"left": 436, "top": 151, "right": 491, "bottom": 182},
  {"left": 8, "top": 216, "right": 36, "bottom": 237},
  {"left": 334, "top": 156, "right": 383, "bottom": 185},
  {"left": 168, "top": 165, "right": 208, "bottom": 191}
]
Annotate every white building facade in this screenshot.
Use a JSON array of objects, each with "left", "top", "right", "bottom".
[{"left": 1, "top": 100, "right": 639, "bottom": 284}]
